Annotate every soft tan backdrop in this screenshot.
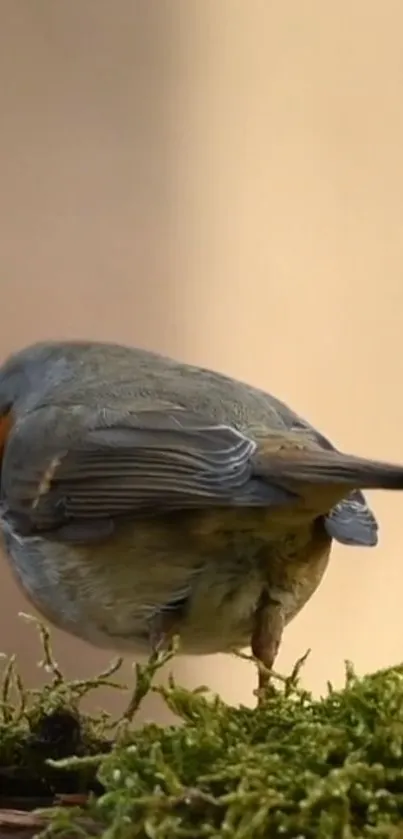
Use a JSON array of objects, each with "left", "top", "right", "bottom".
[{"left": 0, "top": 1, "right": 402, "bottom": 723}]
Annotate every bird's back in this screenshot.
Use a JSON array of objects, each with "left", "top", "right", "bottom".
[
  {"left": 1, "top": 340, "right": 378, "bottom": 546},
  {"left": 4, "top": 340, "right": 319, "bottom": 433}
]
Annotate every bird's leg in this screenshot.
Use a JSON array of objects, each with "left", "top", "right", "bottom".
[
  {"left": 121, "top": 611, "right": 182, "bottom": 726},
  {"left": 147, "top": 591, "right": 190, "bottom": 653},
  {"left": 251, "top": 590, "right": 284, "bottom": 702},
  {"left": 148, "top": 611, "right": 178, "bottom": 654}
]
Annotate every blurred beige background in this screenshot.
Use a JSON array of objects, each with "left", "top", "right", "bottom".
[{"left": 0, "top": 1, "right": 403, "bottom": 723}]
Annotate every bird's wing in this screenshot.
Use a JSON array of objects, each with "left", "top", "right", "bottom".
[{"left": 2, "top": 405, "right": 295, "bottom": 538}]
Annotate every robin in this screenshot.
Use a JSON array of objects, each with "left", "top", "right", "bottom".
[{"left": 0, "top": 340, "right": 402, "bottom": 691}]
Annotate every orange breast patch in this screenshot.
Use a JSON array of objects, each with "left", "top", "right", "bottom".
[{"left": 0, "top": 411, "right": 13, "bottom": 458}]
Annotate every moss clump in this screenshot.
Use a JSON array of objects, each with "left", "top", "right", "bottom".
[
  {"left": 0, "top": 616, "right": 119, "bottom": 803},
  {"left": 1, "top": 619, "right": 403, "bottom": 838}
]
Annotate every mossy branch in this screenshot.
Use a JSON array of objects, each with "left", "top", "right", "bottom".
[{"left": 1, "top": 617, "right": 403, "bottom": 838}]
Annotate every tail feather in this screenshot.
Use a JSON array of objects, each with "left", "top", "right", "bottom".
[
  {"left": 253, "top": 447, "right": 403, "bottom": 514},
  {"left": 258, "top": 450, "right": 403, "bottom": 490}
]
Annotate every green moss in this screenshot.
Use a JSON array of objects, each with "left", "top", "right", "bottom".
[
  {"left": 1, "top": 619, "right": 403, "bottom": 838},
  {"left": 0, "top": 616, "right": 119, "bottom": 802}
]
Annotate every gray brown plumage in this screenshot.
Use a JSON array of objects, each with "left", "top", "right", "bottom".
[{"left": 0, "top": 340, "right": 401, "bottom": 692}]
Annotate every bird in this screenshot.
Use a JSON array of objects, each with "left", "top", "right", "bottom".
[{"left": 0, "top": 338, "right": 402, "bottom": 694}]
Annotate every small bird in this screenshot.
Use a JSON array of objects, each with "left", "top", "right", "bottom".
[{"left": 0, "top": 340, "right": 402, "bottom": 691}]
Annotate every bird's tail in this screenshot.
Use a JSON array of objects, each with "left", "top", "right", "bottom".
[{"left": 253, "top": 444, "right": 403, "bottom": 513}]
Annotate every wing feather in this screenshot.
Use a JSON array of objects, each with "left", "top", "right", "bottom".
[{"left": 2, "top": 406, "right": 294, "bottom": 533}]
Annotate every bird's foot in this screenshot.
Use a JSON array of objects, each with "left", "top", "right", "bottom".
[{"left": 148, "top": 612, "right": 178, "bottom": 656}]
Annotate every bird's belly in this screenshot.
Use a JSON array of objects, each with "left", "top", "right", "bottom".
[
  {"left": 182, "top": 519, "right": 332, "bottom": 653},
  {"left": 0, "top": 514, "right": 332, "bottom": 656},
  {"left": 0, "top": 520, "right": 164, "bottom": 653}
]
